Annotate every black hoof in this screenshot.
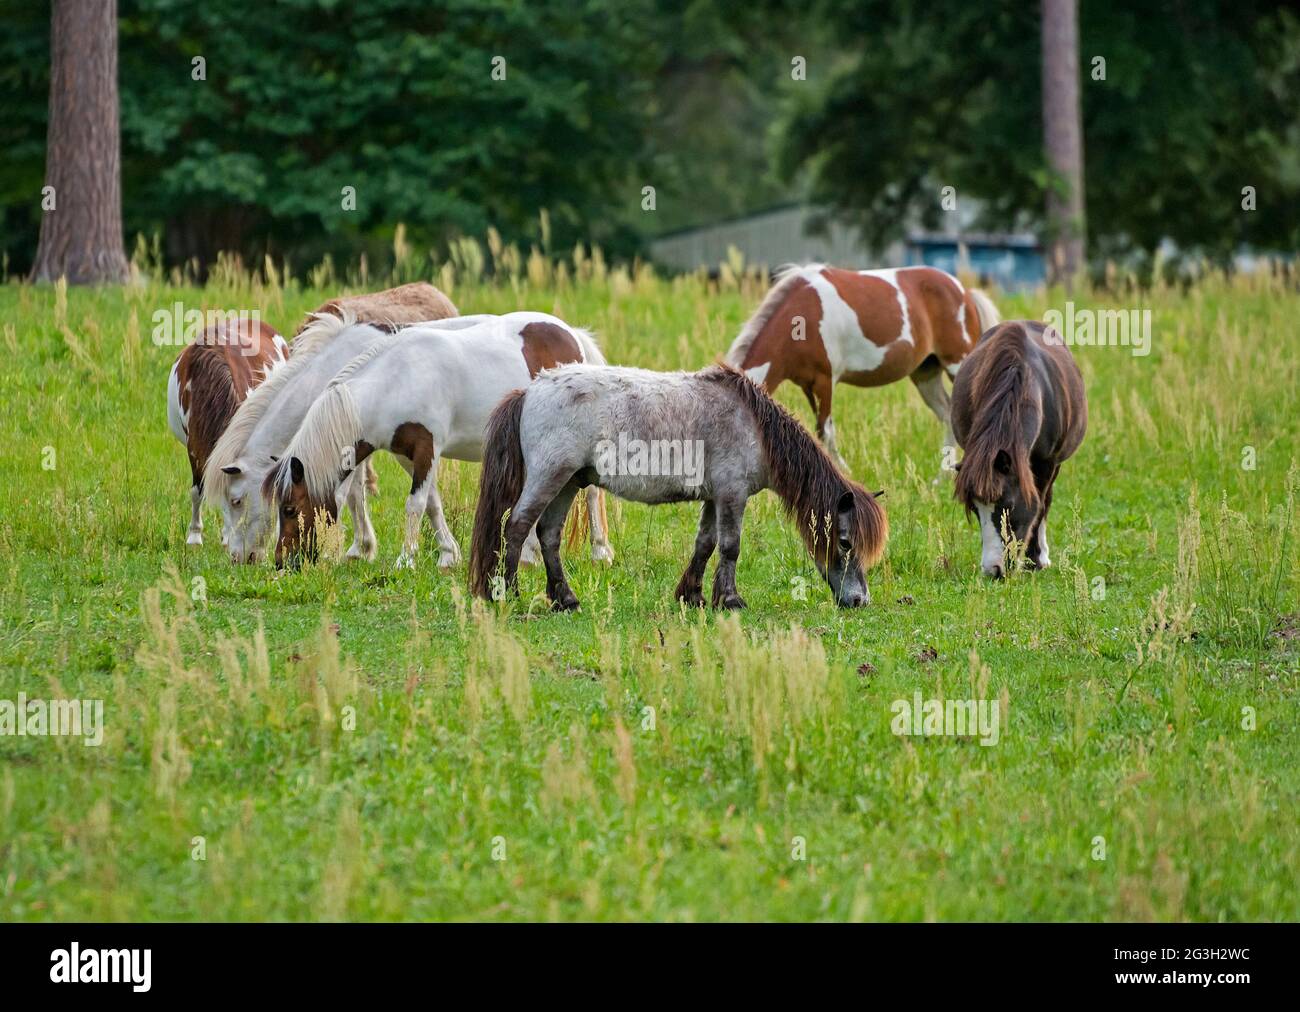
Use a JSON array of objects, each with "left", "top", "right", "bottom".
[
  {"left": 713, "top": 593, "right": 747, "bottom": 611},
  {"left": 550, "top": 592, "right": 581, "bottom": 612}
]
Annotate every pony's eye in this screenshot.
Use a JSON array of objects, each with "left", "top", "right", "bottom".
[
  {"left": 839, "top": 538, "right": 853, "bottom": 554},
  {"left": 230, "top": 498, "right": 242, "bottom": 509}
]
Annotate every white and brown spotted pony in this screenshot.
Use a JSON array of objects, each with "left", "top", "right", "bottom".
[
  {"left": 167, "top": 318, "right": 289, "bottom": 545},
  {"left": 267, "top": 314, "right": 614, "bottom": 569},
  {"left": 204, "top": 282, "right": 459, "bottom": 564},
  {"left": 725, "top": 264, "right": 1000, "bottom": 472}
]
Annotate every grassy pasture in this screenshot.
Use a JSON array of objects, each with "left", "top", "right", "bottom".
[{"left": 0, "top": 254, "right": 1296, "bottom": 921}]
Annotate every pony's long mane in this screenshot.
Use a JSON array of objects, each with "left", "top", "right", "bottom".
[
  {"left": 724, "top": 264, "right": 813, "bottom": 367},
  {"left": 203, "top": 308, "right": 356, "bottom": 504},
  {"left": 264, "top": 381, "right": 363, "bottom": 506},
  {"left": 953, "top": 323, "right": 1040, "bottom": 514},
  {"left": 701, "top": 365, "right": 886, "bottom": 565}
]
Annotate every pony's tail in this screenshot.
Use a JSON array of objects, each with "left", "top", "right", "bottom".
[
  {"left": 470, "top": 388, "right": 529, "bottom": 599},
  {"left": 967, "top": 288, "right": 1001, "bottom": 339}
]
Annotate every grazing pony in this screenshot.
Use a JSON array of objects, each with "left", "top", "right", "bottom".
[
  {"left": 295, "top": 281, "right": 459, "bottom": 337},
  {"left": 469, "top": 364, "right": 887, "bottom": 611},
  {"left": 951, "top": 320, "right": 1087, "bottom": 578},
  {"left": 267, "top": 315, "right": 614, "bottom": 569},
  {"left": 166, "top": 318, "right": 289, "bottom": 545},
  {"left": 205, "top": 283, "right": 461, "bottom": 564},
  {"left": 725, "top": 264, "right": 1000, "bottom": 472}
]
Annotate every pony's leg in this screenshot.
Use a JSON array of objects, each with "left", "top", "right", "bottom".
[
  {"left": 1027, "top": 466, "right": 1058, "bottom": 570},
  {"left": 673, "top": 499, "right": 717, "bottom": 607},
  {"left": 344, "top": 471, "right": 378, "bottom": 562},
  {"left": 186, "top": 484, "right": 204, "bottom": 546},
  {"left": 537, "top": 481, "right": 582, "bottom": 611},
  {"left": 812, "top": 376, "right": 850, "bottom": 473},
  {"left": 364, "top": 457, "right": 380, "bottom": 496},
  {"left": 395, "top": 449, "right": 439, "bottom": 570},
  {"left": 911, "top": 366, "right": 955, "bottom": 480},
  {"left": 186, "top": 455, "right": 204, "bottom": 546},
  {"left": 587, "top": 487, "right": 614, "bottom": 562},
  {"left": 710, "top": 496, "right": 748, "bottom": 610},
  {"left": 421, "top": 459, "right": 461, "bottom": 569},
  {"left": 502, "top": 469, "right": 576, "bottom": 593}
]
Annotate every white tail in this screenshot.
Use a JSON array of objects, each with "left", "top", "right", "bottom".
[{"left": 968, "top": 288, "right": 1001, "bottom": 337}]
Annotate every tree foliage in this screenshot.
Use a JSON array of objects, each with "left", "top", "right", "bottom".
[{"left": 776, "top": 0, "right": 1300, "bottom": 260}]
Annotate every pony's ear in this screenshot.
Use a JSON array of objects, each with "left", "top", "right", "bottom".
[
  {"left": 836, "top": 490, "right": 854, "bottom": 515},
  {"left": 221, "top": 465, "right": 242, "bottom": 476},
  {"left": 289, "top": 456, "right": 306, "bottom": 487},
  {"left": 994, "top": 449, "right": 1012, "bottom": 474}
]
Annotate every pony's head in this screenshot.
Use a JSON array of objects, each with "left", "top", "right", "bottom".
[
  {"left": 265, "top": 456, "right": 342, "bottom": 568},
  {"left": 701, "top": 365, "right": 888, "bottom": 607},
  {"left": 214, "top": 457, "right": 277, "bottom": 564},
  {"left": 953, "top": 325, "right": 1042, "bottom": 577},
  {"left": 800, "top": 484, "right": 887, "bottom": 607}
]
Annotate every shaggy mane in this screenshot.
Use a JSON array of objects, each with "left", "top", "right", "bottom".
[
  {"left": 701, "top": 365, "right": 886, "bottom": 565},
  {"left": 203, "top": 309, "right": 355, "bottom": 504},
  {"left": 953, "top": 322, "right": 1040, "bottom": 514}
]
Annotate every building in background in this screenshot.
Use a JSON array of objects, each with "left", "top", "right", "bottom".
[{"left": 649, "top": 202, "right": 1045, "bottom": 290}]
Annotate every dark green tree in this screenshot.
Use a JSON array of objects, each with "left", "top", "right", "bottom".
[{"left": 776, "top": 0, "right": 1300, "bottom": 264}]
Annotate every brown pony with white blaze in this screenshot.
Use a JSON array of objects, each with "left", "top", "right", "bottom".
[
  {"left": 951, "top": 320, "right": 1087, "bottom": 578},
  {"left": 726, "top": 264, "right": 1000, "bottom": 473},
  {"left": 166, "top": 318, "right": 288, "bottom": 545}
]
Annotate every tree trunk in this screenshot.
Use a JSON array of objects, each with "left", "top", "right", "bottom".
[
  {"left": 30, "top": 0, "right": 130, "bottom": 285},
  {"left": 1041, "top": 0, "right": 1086, "bottom": 288}
]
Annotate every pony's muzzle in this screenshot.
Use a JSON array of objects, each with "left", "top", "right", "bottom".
[
  {"left": 983, "top": 562, "right": 1005, "bottom": 580},
  {"left": 837, "top": 590, "right": 868, "bottom": 608}
]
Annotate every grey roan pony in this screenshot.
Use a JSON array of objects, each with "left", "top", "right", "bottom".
[
  {"left": 952, "top": 320, "right": 1087, "bottom": 578},
  {"left": 470, "top": 364, "right": 888, "bottom": 610}
]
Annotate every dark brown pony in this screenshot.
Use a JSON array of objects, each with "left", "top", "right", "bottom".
[
  {"left": 951, "top": 320, "right": 1087, "bottom": 578},
  {"left": 166, "top": 318, "right": 288, "bottom": 545}
]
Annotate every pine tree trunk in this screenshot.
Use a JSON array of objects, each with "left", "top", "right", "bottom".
[
  {"left": 30, "top": 0, "right": 130, "bottom": 285},
  {"left": 1041, "top": 0, "right": 1086, "bottom": 288}
]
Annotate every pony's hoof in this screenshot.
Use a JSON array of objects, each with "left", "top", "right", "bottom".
[
  {"left": 186, "top": 532, "right": 203, "bottom": 547},
  {"left": 676, "top": 590, "right": 705, "bottom": 608},
  {"left": 713, "top": 593, "right": 747, "bottom": 610},
  {"left": 394, "top": 553, "right": 416, "bottom": 570},
  {"left": 591, "top": 544, "right": 615, "bottom": 564},
  {"left": 437, "top": 551, "right": 459, "bottom": 570},
  {"left": 550, "top": 592, "right": 581, "bottom": 612}
]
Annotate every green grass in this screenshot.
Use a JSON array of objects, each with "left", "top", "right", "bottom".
[{"left": 0, "top": 258, "right": 1296, "bottom": 921}]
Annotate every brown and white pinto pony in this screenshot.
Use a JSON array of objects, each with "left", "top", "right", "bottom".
[
  {"left": 725, "top": 264, "right": 1000, "bottom": 472},
  {"left": 167, "top": 319, "right": 288, "bottom": 545},
  {"left": 951, "top": 320, "right": 1087, "bottom": 578}
]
